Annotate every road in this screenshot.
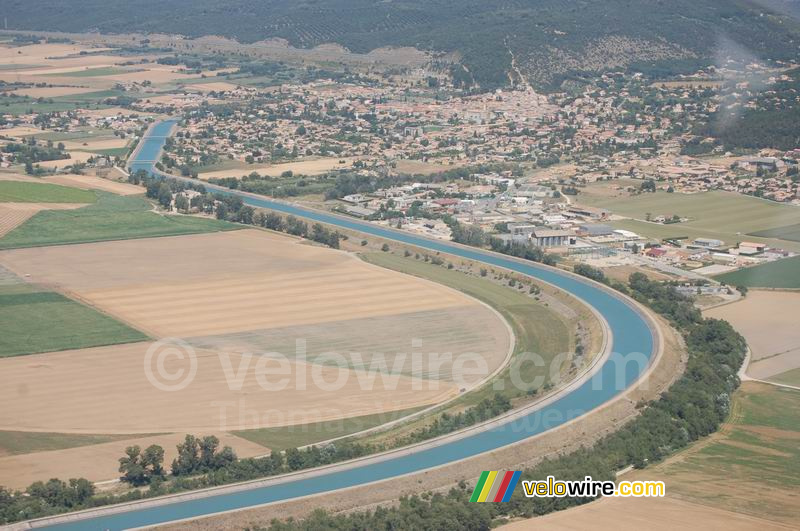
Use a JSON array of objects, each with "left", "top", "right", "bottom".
[{"left": 26, "top": 121, "right": 658, "bottom": 530}]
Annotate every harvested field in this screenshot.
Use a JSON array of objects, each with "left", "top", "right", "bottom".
[
  {"left": 61, "top": 137, "right": 129, "bottom": 152},
  {"left": 0, "top": 202, "right": 83, "bottom": 237},
  {"left": 43, "top": 174, "right": 142, "bottom": 195},
  {"left": 0, "top": 342, "right": 458, "bottom": 434},
  {"left": 12, "top": 86, "right": 100, "bottom": 98},
  {"left": 705, "top": 290, "right": 800, "bottom": 380},
  {"left": 34, "top": 150, "right": 95, "bottom": 169},
  {"left": 0, "top": 229, "right": 509, "bottom": 435},
  {"left": 198, "top": 157, "right": 359, "bottom": 180},
  {"left": 499, "top": 496, "right": 792, "bottom": 531},
  {"left": 0, "top": 432, "right": 268, "bottom": 490},
  {"left": 187, "top": 81, "right": 242, "bottom": 92}
]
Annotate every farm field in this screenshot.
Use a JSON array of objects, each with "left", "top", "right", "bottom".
[
  {"left": 0, "top": 180, "right": 96, "bottom": 203},
  {"left": 714, "top": 255, "right": 800, "bottom": 289},
  {"left": 197, "top": 156, "right": 360, "bottom": 180},
  {"left": 0, "top": 432, "right": 269, "bottom": 490},
  {"left": 749, "top": 222, "right": 800, "bottom": 243},
  {"left": 42, "top": 173, "right": 143, "bottom": 195},
  {"left": 578, "top": 188, "right": 800, "bottom": 252},
  {"left": 0, "top": 229, "right": 510, "bottom": 433},
  {"left": 499, "top": 494, "right": 790, "bottom": 531},
  {"left": 0, "top": 282, "right": 147, "bottom": 357},
  {"left": 0, "top": 201, "right": 85, "bottom": 238},
  {"left": 706, "top": 291, "right": 800, "bottom": 381},
  {"left": 360, "top": 252, "right": 581, "bottom": 407},
  {"left": 624, "top": 382, "right": 800, "bottom": 526},
  {"left": 0, "top": 192, "right": 238, "bottom": 249}
]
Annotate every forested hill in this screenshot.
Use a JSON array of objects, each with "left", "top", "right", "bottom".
[{"left": 3, "top": 0, "right": 800, "bottom": 89}]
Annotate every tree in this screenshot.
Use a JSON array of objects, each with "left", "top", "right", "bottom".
[
  {"left": 119, "top": 446, "right": 147, "bottom": 486},
  {"left": 157, "top": 182, "right": 172, "bottom": 209},
  {"left": 172, "top": 435, "right": 200, "bottom": 476},
  {"left": 174, "top": 193, "right": 189, "bottom": 213}
]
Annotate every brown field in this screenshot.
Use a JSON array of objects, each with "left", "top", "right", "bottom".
[
  {"left": 43, "top": 174, "right": 142, "bottom": 195},
  {"left": 393, "top": 159, "right": 466, "bottom": 176},
  {"left": 11, "top": 85, "right": 101, "bottom": 98},
  {"left": 0, "top": 229, "right": 509, "bottom": 433},
  {"left": 499, "top": 496, "right": 792, "bottom": 531},
  {"left": 198, "top": 157, "right": 361, "bottom": 180},
  {"left": 186, "top": 81, "right": 242, "bottom": 92},
  {"left": 0, "top": 125, "right": 51, "bottom": 138},
  {"left": 0, "top": 432, "right": 268, "bottom": 490},
  {"left": 34, "top": 151, "right": 95, "bottom": 169},
  {"left": 0, "top": 342, "right": 458, "bottom": 434},
  {"left": 705, "top": 290, "right": 800, "bottom": 380},
  {"left": 61, "top": 137, "right": 129, "bottom": 152},
  {"left": 0, "top": 202, "right": 84, "bottom": 237}
]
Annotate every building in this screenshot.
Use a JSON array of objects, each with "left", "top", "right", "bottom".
[
  {"left": 567, "top": 205, "right": 610, "bottom": 220},
  {"left": 531, "top": 228, "right": 571, "bottom": 247},
  {"left": 691, "top": 238, "right": 724, "bottom": 248}
]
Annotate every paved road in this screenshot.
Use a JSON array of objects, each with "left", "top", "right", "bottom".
[{"left": 27, "top": 121, "right": 657, "bottom": 530}]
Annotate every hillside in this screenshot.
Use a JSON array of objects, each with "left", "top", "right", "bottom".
[{"left": 2, "top": 0, "right": 800, "bottom": 89}]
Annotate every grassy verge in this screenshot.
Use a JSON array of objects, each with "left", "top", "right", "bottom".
[
  {"left": 233, "top": 407, "right": 427, "bottom": 451},
  {"left": 0, "top": 181, "right": 96, "bottom": 203},
  {"left": 0, "top": 283, "right": 148, "bottom": 357},
  {"left": 714, "top": 256, "right": 800, "bottom": 289},
  {"left": 0, "top": 192, "right": 239, "bottom": 249}
]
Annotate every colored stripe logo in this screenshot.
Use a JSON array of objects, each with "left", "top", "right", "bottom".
[{"left": 469, "top": 471, "right": 521, "bottom": 502}]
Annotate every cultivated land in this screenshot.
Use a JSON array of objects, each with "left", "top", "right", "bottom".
[
  {"left": 0, "top": 432, "right": 269, "bottom": 490},
  {"left": 0, "top": 180, "right": 96, "bottom": 203},
  {"left": 625, "top": 382, "right": 800, "bottom": 526},
  {"left": 499, "top": 496, "right": 793, "bottom": 531},
  {"left": 706, "top": 291, "right": 800, "bottom": 382},
  {"left": 197, "top": 157, "right": 359, "bottom": 180},
  {"left": 0, "top": 192, "right": 238, "bottom": 249},
  {"left": 579, "top": 186, "right": 800, "bottom": 252},
  {"left": 42, "top": 173, "right": 143, "bottom": 195},
  {"left": 0, "top": 268, "right": 147, "bottom": 357},
  {"left": 0, "top": 229, "right": 510, "bottom": 431},
  {"left": 714, "top": 255, "right": 800, "bottom": 289}
]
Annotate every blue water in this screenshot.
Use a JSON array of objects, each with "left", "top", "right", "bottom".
[{"left": 41, "top": 123, "right": 654, "bottom": 530}]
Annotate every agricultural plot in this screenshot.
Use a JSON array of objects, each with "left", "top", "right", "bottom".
[
  {"left": 0, "top": 192, "right": 238, "bottom": 249},
  {"left": 706, "top": 291, "right": 800, "bottom": 381},
  {"left": 0, "top": 281, "right": 147, "bottom": 358},
  {"left": 579, "top": 189, "right": 800, "bottom": 252},
  {"left": 749, "top": 223, "right": 800, "bottom": 243},
  {"left": 0, "top": 180, "right": 96, "bottom": 203},
  {"left": 624, "top": 382, "right": 800, "bottom": 526},
  {"left": 0, "top": 229, "right": 510, "bottom": 436},
  {"left": 714, "top": 256, "right": 800, "bottom": 289}
]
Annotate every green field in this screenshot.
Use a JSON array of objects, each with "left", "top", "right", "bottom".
[
  {"left": 714, "top": 256, "right": 800, "bottom": 289},
  {"left": 0, "top": 100, "right": 105, "bottom": 115},
  {"left": 749, "top": 223, "right": 800, "bottom": 243},
  {"left": 639, "top": 382, "right": 800, "bottom": 523},
  {"left": 0, "top": 192, "right": 239, "bottom": 249},
  {"left": 234, "top": 406, "right": 426, "bottom": 450},
  {"left": 579, "top": 188, "right": 800, "bottom": 252},
  {"left": 43, "top": 66, "right": 131, "bottom": 77},
  {"left": 0, "top": 181, "right": 96, "bottom": 203},
  {"left": 0, "top": 283, "right": 147, "bottom": 357}
]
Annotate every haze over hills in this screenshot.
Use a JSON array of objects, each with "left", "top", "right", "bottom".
[{"left": 1, "top": 0, "right": 800, "bottom": 88}]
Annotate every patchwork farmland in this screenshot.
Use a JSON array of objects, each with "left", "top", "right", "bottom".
[{"left": 0, "top": 227, "right": 513, "bottom": 485}]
